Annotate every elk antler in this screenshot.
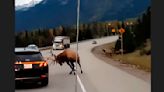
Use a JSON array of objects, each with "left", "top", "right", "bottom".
[
  {"left": 50, "top": 49, "right": 54, "bottom": 56},
  {"left": 52, "top": 54, "right": 57, "bottom": 65}
]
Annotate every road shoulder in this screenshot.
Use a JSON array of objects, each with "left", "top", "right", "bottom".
[{"left": 91, "top": 44, "right": 151, "bottom": 83}]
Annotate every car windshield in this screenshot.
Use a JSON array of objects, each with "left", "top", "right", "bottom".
[
  {"left": 28, "top": 46, "right": 37, "bottom": 49},
  {"left": 15, "top": 52, "right": 44, "bottom": 62}
]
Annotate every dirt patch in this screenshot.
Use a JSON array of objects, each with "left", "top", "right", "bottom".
[{"left": 91, "top": 43, "right": 151, "bottom": 83}]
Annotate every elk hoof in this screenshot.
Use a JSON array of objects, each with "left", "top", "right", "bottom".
[
  {"left": 74, "top": 72, "right": 76, "bottom": 75},
  {"left": 69, "top": 71, "right": 72, "bottom": 75},
  {"left": 81, "top": 71, "right": 83, "bottom": 74}
]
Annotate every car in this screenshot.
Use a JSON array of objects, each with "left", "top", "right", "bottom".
[
  {"left": 92, "top": 40, "right": 97, "bottom": 44},
  {"left": 52, "top": 36, "right": 70, "bottom": 50},
  {"left": 27, "top": 44, "right": 39, "bottom": 51},
  {"left": 15, "top": 48, "right": 49, "bottom": 86}
]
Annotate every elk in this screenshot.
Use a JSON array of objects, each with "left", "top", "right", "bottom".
[{"left": 52, "top": 49, "right": 83, "bottom": 75}]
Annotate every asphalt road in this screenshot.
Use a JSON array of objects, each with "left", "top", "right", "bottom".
[{"left": 15, "top": 36, "right": 151, "bottom": 92}]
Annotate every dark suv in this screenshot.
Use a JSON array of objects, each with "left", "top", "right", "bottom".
[{"left": 15, "top": 48, "right": 49, "bottom": 86}]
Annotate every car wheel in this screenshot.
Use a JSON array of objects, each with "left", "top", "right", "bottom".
[
  {"left": 68, "top": 44, "right": 70, "bottom": 48},
  {"left": 41, "top": 78, "right": 48, "bottom": 86}
]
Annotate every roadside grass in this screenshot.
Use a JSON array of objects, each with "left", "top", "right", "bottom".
[
  {"left": 112, "top": 51, "right": 151, "bottom": 72},
  {"left": 102, "top": 42, "right": 151, "bottom": 72}
]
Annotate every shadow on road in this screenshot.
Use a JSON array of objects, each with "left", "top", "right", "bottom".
[{"left": 15, "top": 83, "right": 48, "bottom": 90}]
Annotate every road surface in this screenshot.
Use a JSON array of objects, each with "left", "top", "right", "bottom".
[{"left": 15, "top": 36, "right": 151, "bottom": 92}]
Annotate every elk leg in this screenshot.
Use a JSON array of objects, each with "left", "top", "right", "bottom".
[
  {"left": 70, "top": 61, "right": 76, "bottom": 75},
  {"left": 66, "top": 61, "right": 74, "bottom": 75},
  {"left": 77, "top": 61, "right": 83, "bottom": 74}
]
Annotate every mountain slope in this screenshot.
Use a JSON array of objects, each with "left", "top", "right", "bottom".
[{"left": 15, "top": 0, "right": 151, "bottom": 31}]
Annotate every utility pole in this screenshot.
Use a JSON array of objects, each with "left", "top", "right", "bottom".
[
  {"left": 108, "top": 23, "right": 111, "bottom": 36},
  {"left": 75, "top": 0, "right": 80, "bottom": 92}
]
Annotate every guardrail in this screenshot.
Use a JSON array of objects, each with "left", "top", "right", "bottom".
[
  {"left": 38, "top": 40, "right": 83, "bottom": 51},
  {"left": 39, "top": 46, "right": 52, "bottom": 51},
  {"left": 39, "top": 36, "right": 118, "bottom": 51}
]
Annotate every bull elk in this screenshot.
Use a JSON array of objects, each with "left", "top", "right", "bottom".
[{"left": 52, "top": 49, "right": 83, "bottom": 75}]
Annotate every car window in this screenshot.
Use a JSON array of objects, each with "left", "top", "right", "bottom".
[
  {"left": 15, "top": 52, "right": 44, "bottom": 62},
  {"left": 29, "top": 47, "right": 37, "bottom": 49}
]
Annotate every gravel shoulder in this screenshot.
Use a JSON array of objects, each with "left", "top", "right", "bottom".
[{"left": 91, "top": 43, "right": 151, "bottom": 83}]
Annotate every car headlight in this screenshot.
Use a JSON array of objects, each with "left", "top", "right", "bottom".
[
  {"left": 53, "top": 45, "right": 56, "bottom": 48},
  {"left": 59, "top": 45, "right": 63, "bottom": 47}
]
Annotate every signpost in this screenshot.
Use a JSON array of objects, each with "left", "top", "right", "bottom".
[{"left": 119, "top": 28, "right": 125, "bottom": 57}]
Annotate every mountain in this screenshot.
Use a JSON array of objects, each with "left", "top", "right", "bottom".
[{"left": 15, "top": 0, "right": 151, "bottom": 31}]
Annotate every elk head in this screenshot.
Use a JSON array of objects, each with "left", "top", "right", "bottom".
[{"left": 53, "top": 53, "right": 63, "bottom": 66}]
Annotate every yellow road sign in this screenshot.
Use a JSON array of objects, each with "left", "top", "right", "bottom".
[{"left": 112, "top": 29, "right": 116, "bottom": 32}]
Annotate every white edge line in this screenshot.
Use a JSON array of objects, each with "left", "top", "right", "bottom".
[{"left": 77, "top": 75, "right": 87, "bottom": 92}]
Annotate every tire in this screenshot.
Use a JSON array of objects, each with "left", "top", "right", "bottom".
[
  {"left": 41, "top": 78, "right": 48, "bottom": 86},
  {"left": 66, "top": 44, "right": 70, "bottom": 48},
  {"left": 67, "top": 44, "right": 70, "bottom": 48},
  {"left": 64, "top": 45, "right": 66, "bottom": 49}
]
